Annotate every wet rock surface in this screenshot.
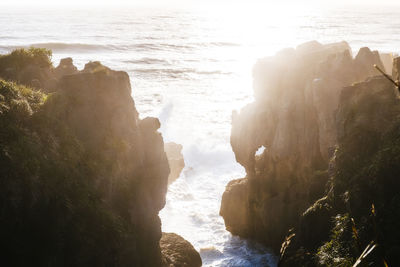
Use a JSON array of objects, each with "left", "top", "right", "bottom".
[{"left": 161, "top": 233, "right": 202, "bottom": 267}]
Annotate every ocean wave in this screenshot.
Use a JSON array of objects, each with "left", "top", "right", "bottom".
[
  {"left": 130, "top": 43, "right": 195, "bottom": 51},
  {"left": 127, "top": 57, "right": 225, "bottom": 65},
  {"left": 131, "top": 67, "right": 232, "bottom": 76},
  {"left": 0, "top": 42, "right": 196, "bottom": 53},
  {"left": 159, "top": 102, "right": 173, "bottom": 135},
  {"left": 200, "top": 247, "right": 224, "bottom": 260},
  {"left": 0, "top": 42, "right": 115, "bottom": 52},
  {"left": 0, "top": 41, "right": 241, "bottom": 54},
  {"left": 208, "top": 42, "right": 241, "bottom": 47},
  {"left": 123, "top": 57, "right": 169, "bottom": 65}
]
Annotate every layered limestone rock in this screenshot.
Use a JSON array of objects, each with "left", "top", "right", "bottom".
[
  {"left": 164, "top": 142, "right": 185, "bottom": 184},
  {"left": 221, "top": 41, "right": 389, "bottom": 250},
  {"left": 161, "top": 233, "right": 202, "bottom": 267},
  {"left": 0, "top": 49, "right": 198, "bottom": 266}
]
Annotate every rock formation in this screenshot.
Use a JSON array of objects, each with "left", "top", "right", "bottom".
[
  {"left": 282, "top": 75, "right": 400, "bottom": 266},
  {"left": 380, "top": 53, "right": 394, "bottom": 75},
  {"left": 220, "top": 178, "right": 250, "bottom": 236},
  {"left": 220, "top": 40, "right": 394, "bottom": 255},
  {"left": 164, "top": 142, "right": 185, "bottom": 184},
  {"left": 393, "top": 56, "right": 400, "bottom": 83},
  {"left": 161, "top": 233, "right": 202, "bottom": 267},
  {"left": 54, "top": 57, "right": 78, "bottom": 78},
  {"left": 0, "top": 48, "right": 200, "bottom": 267}
]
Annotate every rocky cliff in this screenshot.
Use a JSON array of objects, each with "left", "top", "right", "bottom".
[
  {"left": 220, "top": 41, "right": 399, "bottom": 266},
  {"left": 0, "top": 48, "right": 200, "bottom": 267},
  {"left": 282, "top": 74, "right": 400, "bottom": 266}
]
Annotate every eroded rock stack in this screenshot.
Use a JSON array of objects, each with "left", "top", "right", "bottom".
[
  {"left": 220, "top": 40, "right": 398, "bottom": 263},
  {"left": 0, "top": 48, "right": 200, "bottom": 267}
]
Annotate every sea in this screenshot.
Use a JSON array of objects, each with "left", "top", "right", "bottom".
[{"left": 1, "top": 4, "right": 399, "bottom": 266}]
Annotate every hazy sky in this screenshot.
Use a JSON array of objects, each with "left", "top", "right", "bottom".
[{"left": 1, "top": 0, "right": 400, "bottom": 6}]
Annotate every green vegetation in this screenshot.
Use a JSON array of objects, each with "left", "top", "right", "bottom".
[
  {"left": 280, "top": 79, "right": 400, "bottom": 266},
  {"left": 0, "top": 48, "right": 171, "bottom": 267},
  {"left": 0, "top": 79, "right": 137, "bottom": 266},
  {"left": 326, "top": 120, "right": 400, "bottom": 266},
  {"left": 317, "top": 214, "right": 355, "bottom": 266},
  {"left": 0, "top": 48, "right": 54, "bottom": 91},
  {"left": 0, "top": 47, "right": 52, "bottom": 71}
]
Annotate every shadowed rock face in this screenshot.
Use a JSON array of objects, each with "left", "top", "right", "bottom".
[
  {"left": 221, "top": 41, "right": 389, "bottom": 251},
  {"left": 282, "top": 76, "right": 400, "bottom": 266},
  {"left": 165, "top": 142, "right": 185, "bottom": 184},
  {"left": 0, "top": 49, "right": 196, "bottom": 267},
  {"left": 161, "top": 233, "right": 202, "bottom": 267},
  {"left": 54, "top": 65, "right": 170, "bottom": 266}
]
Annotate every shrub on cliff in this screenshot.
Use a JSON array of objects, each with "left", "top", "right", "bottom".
[
  {"left": 0, "top": 47, "right": 52, "bottom": 71},
  {"left": 325, "top": 120, "right": 400, "bottom": 266},
  {"left": 0, "top": 72, "right": 172, "bottom": 266},
  {"left": 0, "top": 79, "right": 134, "bottom": 266},
  {"left": 0, "top": 48, "right": 55, "bottom": 91},
  {"left": 317, "top": 214, "right": 355, "bottom": 266},
  {"left": 325, "top": 78, "right": 400, "bottom": 266},
  {"left": 283, "top": 78, "right": 400, "bottom": 266}
]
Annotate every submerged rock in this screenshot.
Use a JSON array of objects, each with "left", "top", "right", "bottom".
[
  {"left": 221, "top": 41, "right": 393, "bottom": 251},
  {"left": 161, "top": 233, "right": 202, "bottom": 267},
  {"left": 165, "top": 142, "right": 185, "bottom": 184}
]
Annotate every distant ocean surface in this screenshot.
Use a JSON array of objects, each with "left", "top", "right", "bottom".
[{"left": 1, "top": 5, "right": 399, "bottom": 266}]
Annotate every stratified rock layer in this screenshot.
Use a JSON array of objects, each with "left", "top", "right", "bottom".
[{"left": 221, "top": 41, "right": 390, "bottom": 250}]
